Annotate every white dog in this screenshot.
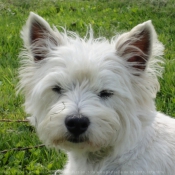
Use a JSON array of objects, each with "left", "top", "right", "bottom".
[{"left": 18, "top": 12, "right": 175, "bottom": 175}]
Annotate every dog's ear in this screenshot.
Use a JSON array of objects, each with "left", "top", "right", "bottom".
[
  {"left": 116, "top": 21, "right": 155, "bottom": 73},
  {"left": 21, "top": 12, "right": 62, "bottom": 62}
]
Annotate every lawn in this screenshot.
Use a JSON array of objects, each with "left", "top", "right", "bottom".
[{"left": 0, "top": 0, "right": 175, "bottom": 174}]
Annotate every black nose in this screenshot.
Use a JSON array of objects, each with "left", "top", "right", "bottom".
[{"left": 65, "top": 115, "right": 90, "bottom": 136}]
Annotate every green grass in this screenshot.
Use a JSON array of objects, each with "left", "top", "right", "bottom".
[{"left": 0, "top": 0, "right": 175, "bottom": 174}]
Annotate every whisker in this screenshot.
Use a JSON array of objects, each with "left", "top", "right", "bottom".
[{"left": 50, "top": 102, "right": 66, "bottom": 121}]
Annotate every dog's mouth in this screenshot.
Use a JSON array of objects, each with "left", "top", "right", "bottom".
[
  {"left": 66, "top": 135, "right": 88, "bottom": 143},
  {"left": 51, "top": 134, "right": 88, "bottom": 146}
]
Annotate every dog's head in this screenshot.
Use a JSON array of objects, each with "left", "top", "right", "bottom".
[{"left": 18, "top": 12, "right": 164, "bottom": 153}]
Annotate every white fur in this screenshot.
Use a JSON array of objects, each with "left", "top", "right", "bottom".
[{"left": 18, "top": 12, "right": 175, "bottom": 175}]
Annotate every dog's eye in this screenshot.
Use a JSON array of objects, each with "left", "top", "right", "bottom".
[
  {"left": 98, "top": 90, "right": 113, "bottom": 99},
  {"left": 52, "top": 86, "right": 62, "bottom": 94}
]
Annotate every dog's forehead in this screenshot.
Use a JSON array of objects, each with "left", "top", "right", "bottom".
[
  {"left": 65, "top": 60, "right": 118, "bottom": 91},
  {"left": 46, "top": 41, "right": 120, "bottom": 88},
  {"left": 66, "top": 59, "right": 99, "bottom": 84}
]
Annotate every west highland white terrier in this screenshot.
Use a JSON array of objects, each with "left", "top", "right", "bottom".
[{"left": 18, "top": 12, "right": 175, "bottom": 175}]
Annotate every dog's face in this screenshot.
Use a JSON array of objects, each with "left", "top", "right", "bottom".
[{"left": 18, "top": 12, "right": 164, "bottom": 152}]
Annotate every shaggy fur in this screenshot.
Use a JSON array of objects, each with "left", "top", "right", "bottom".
[{"left": 18, "top": 12, "right": 175, "bottom": 175}]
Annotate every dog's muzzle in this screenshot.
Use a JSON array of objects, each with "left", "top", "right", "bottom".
[{"left": 65, "top": 115, "right": 90, "bottom": 143}]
